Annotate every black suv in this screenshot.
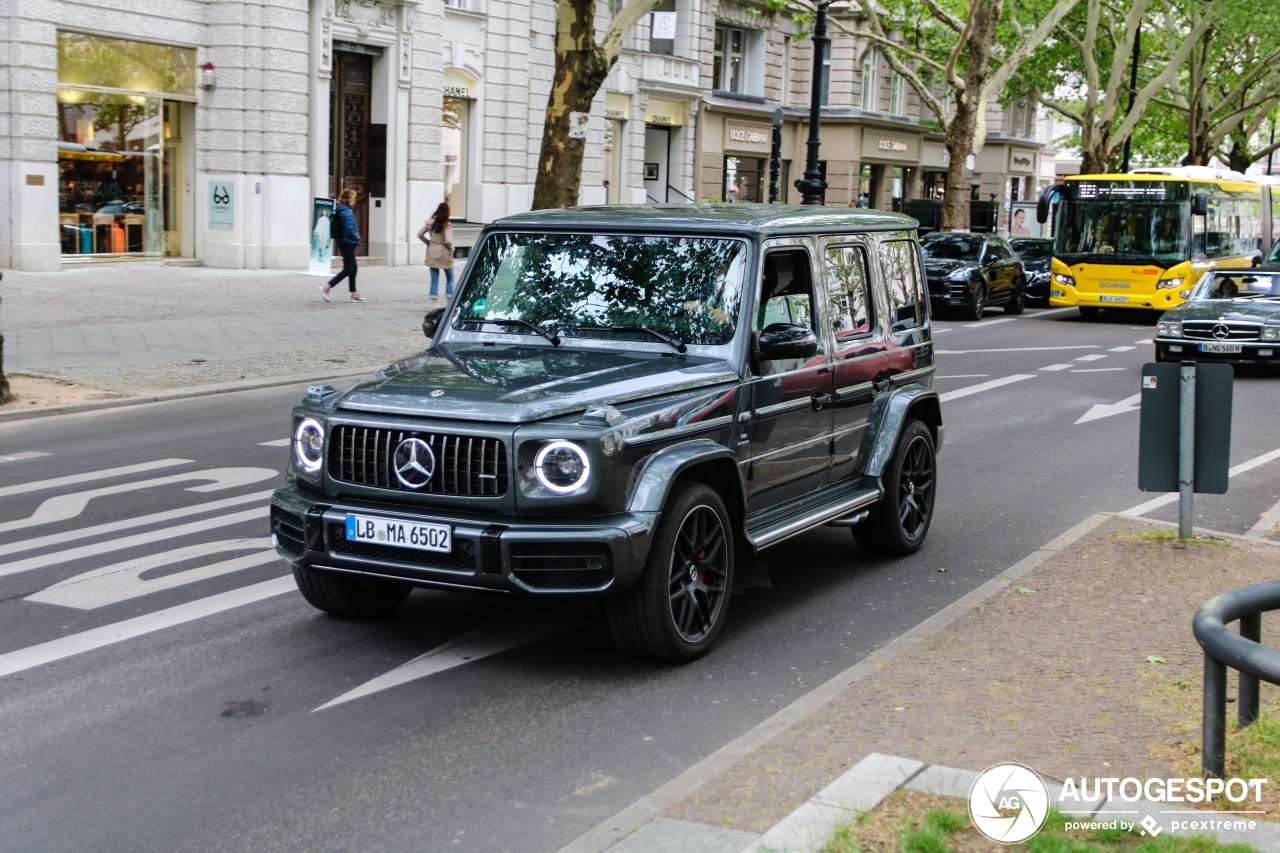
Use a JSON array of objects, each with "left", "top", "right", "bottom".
[
  {"left": 921, "top": 231, "right": 1027, "bottom": 319},
  {"left": 271, "top": 206, "right": 943, "bottom": 661}
]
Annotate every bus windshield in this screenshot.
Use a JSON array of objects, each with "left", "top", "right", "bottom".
[{"left": 1054, "top": 200, "right": 1190, "bottom": 267}]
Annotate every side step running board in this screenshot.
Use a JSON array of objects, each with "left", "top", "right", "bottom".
[
  {"left": 825, "top": 509, "right": 870, "bottom": 528},
  {"left": 746, "top": 487, "right": 881, "bottom": 549}
]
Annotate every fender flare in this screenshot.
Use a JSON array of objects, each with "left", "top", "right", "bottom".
[
  {"left": 626, "top": 439, "right": 744, "bottom": 516},
  {"left": 856, "top": 384, "right": 943, "bottom": 479}
]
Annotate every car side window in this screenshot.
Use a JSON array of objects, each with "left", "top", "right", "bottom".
[
  {"left": 825, "top": 244, "right": 874, "bottom": 351},
  {"left": 756, "top": 248, "right": 824, "bottom": 375},
  {"left": 878, "top": 240, "right": 925, "bottom": 331}
]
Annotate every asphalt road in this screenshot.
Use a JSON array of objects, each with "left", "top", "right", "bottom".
[{"left": 1, "top": 305, "right": 1277, "bottom": 853}]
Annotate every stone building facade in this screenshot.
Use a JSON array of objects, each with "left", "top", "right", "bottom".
[{"left": 0, "top": 0, "right": 1055, "bottom": 271}]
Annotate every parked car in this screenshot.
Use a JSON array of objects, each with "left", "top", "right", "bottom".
[
  {"left": 1010, "top": 237, "right": 1053, "bottom": 303},
  {"left": 270, "top": 205, "right": 944, "bottom": 662},
  {"left": 1257, "top": 240, "right": 1280, "bottom": 270},
  {"left": 920, "top": 231, "right": 1027, "bottom": 320},
  {"left": 1154, "top": 269, "right": 1280, "bottom": 365}
]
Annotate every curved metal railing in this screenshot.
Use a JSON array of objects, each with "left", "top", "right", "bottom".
[{"left": 1192, "top": 580, "right": 1280, "bottom": 777}]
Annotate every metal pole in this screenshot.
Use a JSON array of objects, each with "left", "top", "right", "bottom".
[
  {"left": 769, "top": 107, "right": 784, "bottom": 204},
  {"left": 1239, "top": 612, "right": 1262, "bottom": 728},
  {"left": 1179, "top": 361, "right": 1196, "bottom": 538},
  {"left": 1202, "top": 651, "right": 1227, "bottom": 778},
  {"left": 1120, "top": 26, "right": 1141, "bottom": 173},
  {"left": 796, "top": 1, "right": 830, "bottom": 206}
]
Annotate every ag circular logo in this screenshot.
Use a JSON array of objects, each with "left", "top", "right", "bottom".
[
  {"left": 968, "top": 762, "right": 1050, "bottom": 843},
  {"left": 393, "top": 438, "right": 436, "bottom": 489}
]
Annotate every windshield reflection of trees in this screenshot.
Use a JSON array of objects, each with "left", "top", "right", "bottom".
[{"left": 460, "top": 234, "right": 747, "bottom": 346}]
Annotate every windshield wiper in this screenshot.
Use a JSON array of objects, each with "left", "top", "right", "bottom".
[
  {"left": 466, "top": 317, "right": 561, "bottom": 346},
  {"left": 577, "top": 324, "right": 688, "bottom": 354}
]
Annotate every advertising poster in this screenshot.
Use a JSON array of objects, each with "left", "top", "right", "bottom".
[
  {"left": 306, "top": 197, "right": 336, "bottom": 276},
  {"left": 1009, "top": 201, "right": 1045, "bottom": 238}
]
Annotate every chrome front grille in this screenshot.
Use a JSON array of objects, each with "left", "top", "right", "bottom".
[
  {"left": 328, "top": 425, "right": 509, "bottom": 496},
  {"left": 1182, "top": 321, "right": 1261, "bottom": 342}
]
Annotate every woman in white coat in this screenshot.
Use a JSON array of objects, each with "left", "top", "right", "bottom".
[{"left": 418, "top": 202, "right": 454, "bottom": 307}]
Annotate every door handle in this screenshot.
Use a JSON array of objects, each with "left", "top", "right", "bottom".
[{"left": 811, "top": 393, "right": 832, "bottom": 411}]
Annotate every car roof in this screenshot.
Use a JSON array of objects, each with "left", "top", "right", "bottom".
[{"left": 489, "top": 204, "right": 918, "bottom": 237}]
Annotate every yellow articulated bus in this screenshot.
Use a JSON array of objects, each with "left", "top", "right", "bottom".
[{"left": 1036, "top": 168, "right": 1277, "bottom": 317}]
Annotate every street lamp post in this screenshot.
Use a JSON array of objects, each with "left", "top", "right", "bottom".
[{"left": 796, "top": 0, "right": 830, "bottom": 205}]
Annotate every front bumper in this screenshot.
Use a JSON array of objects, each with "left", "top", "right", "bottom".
[
  {"left": 1049, "top": 283, "right": 1183, "bottom": 310},
  {"left": 926, "top": 279, "right": 973, "bottom": 308},
  {"left": 271, "top": 484, "right": 658, "bottom": 597},
  {"left": 1155, "top": 338, "right": 1280, "bottom": 366}
]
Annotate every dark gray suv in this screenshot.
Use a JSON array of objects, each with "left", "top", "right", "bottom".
[{"left": 271, "top": 205, "right": 943, "bottom": 661}]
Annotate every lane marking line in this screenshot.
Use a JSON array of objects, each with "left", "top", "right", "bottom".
[
  {"left": 1121, "top": 447, "right": 1280, "bottom": 518},
  {"left": 1109, "top": 346, "right": 1137, "bottom": 353},
  {"left": 0, "top": 490, "right": 273, "bottom": 557},
  {"left": 938, "top": 374, "right": 1035, "bottom": 402},
  {"left": 1075, "top": 353, "right": 1109, "bottom": 362},
  {"left": 0, "top": 507, "right": 268, "bottom": 579},
  {"left": 0, "top": 452, "right": 51, "bottom": 464},
  {"left": 964, "top": 317, "right": 1016, "bottom": 328},
  {"left": 1040, "top": 363, "right": 1072, "bottom": 371},
  {"left": 1070, "top": 367, "right": 1128, "bottom": 373},
  {"left": 936, "top": 345, "right": 1102, "bottom": 355},
  {"left": 258, "top": 438, "right": 290, "bottom": 447},
  {"left": 0, "top": 577, "right": 295, "bottom": 679},
  {"left": 1245, "top": 497, "right": 1280, "bottom": 540},
  {"left": 935, "top": 374, "right": 991, "bottom": 380},
  {"left": 1134, "top": 338, "right": 1152, "bottom": 345},
  {"left": 1031, "top": 307, "right": 1080, "bottom": 317},
  {"left": 0, "top": 458, "right": 191, "bottom": 499}
]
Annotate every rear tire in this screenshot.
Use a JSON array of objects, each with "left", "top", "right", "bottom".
[
  {"left": 605, "top": 482, "right": 735, "bottom": 662},
  {"left": 1079, "top": 306, "right": 1100, "bottom": 319},
  {"left": 1003, "top": 279, "right": 1027, "bottom": 315},
  {"left": 293, "top": 564, "right": 412, "bottom": 618},
  {"left": 853, "top": 420, "right": 936, "bottom": 556}
]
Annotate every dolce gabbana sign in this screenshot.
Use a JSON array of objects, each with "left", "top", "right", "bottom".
[
  {"left": 861, "top": 130, "right": 918, "bottom": 161},
  {"left": 878, "top": 139, "right": 908, "bottom": 152},
  {"left": 724, "top": 121, "right": 772, "bottom": 153}
]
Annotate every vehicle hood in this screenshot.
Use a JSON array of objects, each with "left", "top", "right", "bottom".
[
  {"left": 1020, "top": 258, "right": 1051, "bottom": 273},
  {"left": 922, "top": 258, "right": 976, "bottom": 278},
  {"left": 336, "top": 343, "right": 741, "bottom": 422},
  {"left": 1165, "top": 299, "right": 1280, "bottom": 323}
]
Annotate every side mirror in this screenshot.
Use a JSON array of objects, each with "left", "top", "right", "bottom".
[
  {"left": 1192, "top": 192, "right": 1209, "bottom": 217},
  {"left": 1252, "top": 255, "right": 1262, "bottom": 268},
  {"left": 756, "top": 323, "right": 818, "bottom": 360},
  {"left": 422, "top": 307, "right": 447, "bottom": 339},
  {"left": 1037, "top": 183, "right": 1065, "bottom": 224}
]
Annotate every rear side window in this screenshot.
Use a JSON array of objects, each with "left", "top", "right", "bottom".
[
  {"left": 879, "top": 240, "right": 925, "bottom": 330},
  {"left": 825, "top": 245, "right": 874, "bottom": 348}
]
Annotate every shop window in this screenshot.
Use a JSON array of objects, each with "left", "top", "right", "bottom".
[
  {"left": 442, "top": 96, "right": 469, "bottom": 219},
  {"left": 725, "top": 156, "right": 765, "bottom": 203},
  {"left": 57, "top": 90, "right": 162, "bottom": 255}
]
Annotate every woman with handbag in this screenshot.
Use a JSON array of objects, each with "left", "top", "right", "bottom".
[{"left": 418, "top": 202, "right": 454, "bottom": 307}]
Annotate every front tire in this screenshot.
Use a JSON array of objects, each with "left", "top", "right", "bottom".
[
  {"left": 854, "top": 420, "right": 937, "bottom": 556},
  {"left": 293, "top": 564, "right": 412, "bottom": 618},
  {"left": 605, "top": 482, "right": 735, "bottom": 662},
  {"left": 964, "top": 282, "right": 987, "bottom": 321}
]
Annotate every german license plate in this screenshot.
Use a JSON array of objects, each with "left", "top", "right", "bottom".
[
  {"left": 345, "top": 514, "right": 452, "bottom": 553},
  {"left": 1099, "top": 294, "right": 1129, "bottom": 303},
  {"left": 1200, "top": 342, "right": 1242, "bottom": 354}
]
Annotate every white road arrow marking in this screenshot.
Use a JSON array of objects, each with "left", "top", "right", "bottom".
[
  {"left": 27, "top": 538, "right": 277, "bottom": 609},
  {"left": 313, "top": 613, "right": 592, "bottom": 712},
  {"left": 0, "top": 507, "right": 268, "bottom": 579},
  {"left": 0, "top": 576, "right": 295, "bottom": 679},
  {"left": 0, "top": 467, "right": 276, "bottom": 533},
  {"left": 0, "top": 458, "right": 190, "bottom": 498},
  {"left": 2, "top": 490, "right": 273, "bottom": 557},
  {"left": 1075, "top": 393, "right": 1142, "bottom": 425}
]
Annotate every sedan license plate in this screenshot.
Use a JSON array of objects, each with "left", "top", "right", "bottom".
[
  {"left": 1200, "top": 342, "right": 1243, "bottom": 354},
  {"left": 1098, "top": 294, "right": 1129, "bottom": 303},
  {"left": 345, "top": 514, "right": 451, "bottom": 553}
]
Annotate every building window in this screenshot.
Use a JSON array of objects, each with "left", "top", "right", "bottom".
[
  {"left": 650, "top": 0, "right": 676, "bottom": 55},
  {"left": 890, "top": 71, "right": 904, "bottom": 116},
  {"left": 713, "top": 25, "right": 747, "bottom": 93},
  {"left": 781, "top": 36, "right": 792, "bottom": 107},
  {"left": 861, "top": 50, "right": 878, "bottom": 112},
  {"left": 820, "top": 41, "right": 831, "bottom": 107}
]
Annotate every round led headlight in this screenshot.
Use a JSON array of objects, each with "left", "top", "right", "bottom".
[
  {"left": 294, "top": 417, "right": 325, "bottom": 474},
  {"left": 534, "top": 440, "right": 590, "bottom": 494},
  {"left": 1157, "top": 322, "right": 1182, "bottom": 338}
]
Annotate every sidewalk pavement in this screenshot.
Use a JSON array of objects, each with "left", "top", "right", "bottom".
[
  {"left": 4, "top": 262, "right": 1279, "bottom": 851},
  {"left": 1, "top": 261, "right": 457, "bottom": 408},
  {"left": 563, "top": 514, "right": 1280, "bottom": 853}
]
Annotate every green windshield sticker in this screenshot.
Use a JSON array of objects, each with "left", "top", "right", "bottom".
[{"left": 473, "top": 298, "right": 487, "bottom": 313}]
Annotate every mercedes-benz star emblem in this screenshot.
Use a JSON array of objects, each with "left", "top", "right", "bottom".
[
  {"left": 393, "top": 438, "right": 436, "bottom": 489},
  {"left": 1212, "top": 323, "right": 1231, "bottom": 340}
]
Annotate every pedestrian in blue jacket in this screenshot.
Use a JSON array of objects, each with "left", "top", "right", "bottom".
[{"left": 321, "top": 188, "right": 365, "bottom": 302}]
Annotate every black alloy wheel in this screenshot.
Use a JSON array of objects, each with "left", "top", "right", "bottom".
[
  {"left": 1004, "top": 278, "right": 1027, "bottom": 315},
  {"left": 292, "top": 564, "right": 412, "bottom": 618},
  {"left": 854, "top": 419, "right": 937, "bottom": 556},
  {"left": 964, "top": 281, "right": 987, "bottom": 321},
  {"left": 605, "top": 481, "right": 735, "bottom": 662}
]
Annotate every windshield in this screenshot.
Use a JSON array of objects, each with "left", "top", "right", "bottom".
[
  {"left": 454, "top": 233, "right": 749, "bottom": 347},
  {"left": 920, "top": 235, "right": 982, "bottom": 262},
  {"left": 1054, "top": 200, "right": 1190, "bottom": 265},
  {"left": 1268, "top": 241, "right": 1280, "bottom": 264},
  {"left": 1011, "top": 239, "right": 1051, "bottom": 260},
  {"left": 1190, "top": 271, "right": 1280, "bottom": 301}
]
